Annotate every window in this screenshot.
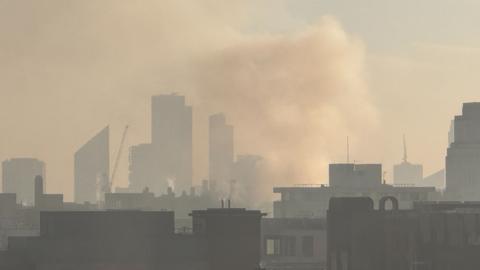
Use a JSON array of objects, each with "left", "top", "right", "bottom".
[
  {"left": 266, "top": 237, "right": 281, "bottom": 256},
  {"left": 302, "top": 236, "right": 314, "bottom": 257},
  {"left": 265, "top": 236, "right": 296, "bottom": 256}
]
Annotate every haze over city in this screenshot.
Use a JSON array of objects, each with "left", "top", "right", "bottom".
[
  {"left": 2, "top": 1, "right": 480, "bottom": 201},
  {"left": 4, "top": 1, "right": 480, "bottom": 270}
]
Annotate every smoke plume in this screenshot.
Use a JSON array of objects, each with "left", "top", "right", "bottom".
[{"left": 0, "top": 1, "right": 378, "bottom": 200}]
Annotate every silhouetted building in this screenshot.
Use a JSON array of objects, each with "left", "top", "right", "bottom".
[
  {"left": 191, "top": 207, "right": 266, "bottom": 270},
  {"left": 2, "top": 158, "right": 45, "bottom": 205},
  {"left": 152, "top": 94, "right": 192, "bottom": 194},
  {"left": 261, "top": 218, "right": 326, "bottom": 270},
  {"left": 34, "top": 176, "right": 63, "bottom": 211},
  {"left": 209, "top": 113, "right": 234, "bottom": 196},
  {"left": 273, "top": 184, "right": 436, "bottom": 218},
  {"left": 446, "top": 102, "right": 480, "bottom": 200},
  {"left": 105, "top": 183, "right": 220, "bottom": 218},
  {"left": 329, "top": 163, "right": 382, "bottom": 188},
  {"left": 393, "top": 136, "right": 423, "bottom": 185},
  {"left": 232, "top": 155, "right": 263, "bottom": 207},
  {"left": 74, "top": 126, "right": 109, "bottom": 204},
  {"left": 423, "top": 169, "right": 445, "bottom": 189},
  {"left": 327, "top": 196, "right": 480, "bottom": 270},
  {"left": 393, "top": 162, "right": 423, "bottom": 185},
  {"left": 0, "top": 207, "right": 264, "bottom": 270},
  {"left": 129, "top": 94, "right": 193, "bottom": 195},
  {"left": 274, "top": 163, "right": 438, "bottom": 218},
  {"left": 128, "top": 143, "right": 157, "bottom": 193}
]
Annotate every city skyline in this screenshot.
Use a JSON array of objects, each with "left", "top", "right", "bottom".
[{"left": 1, "top": 1, "right": 480, "bottom": 201}]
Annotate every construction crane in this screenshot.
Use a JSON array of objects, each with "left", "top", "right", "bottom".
[{"left": 110, "top": 125, "right": 129, "bottom": 190}]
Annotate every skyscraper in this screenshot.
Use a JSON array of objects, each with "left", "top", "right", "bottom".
[
  {"left": 129, "top": 94, "right": 192, "bottom": 195},
  {"left": 446, "top": 102, "right": 480, "bottom": 200},
  {"left": 2, "top": 158, "right": 45, "bottom": 205},
  {"left": 151, "top": 94, "right": 192, "bottom": 194},
  {"left": 74, "top": 126, "right": 109, "bottom": 203},
  {"left": 128, "top": 143, "right": 157, "bottom": 193},
  {"left": 209, "top": 113, "right": 234, "bottom": 195}
]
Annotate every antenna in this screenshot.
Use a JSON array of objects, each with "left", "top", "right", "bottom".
[
  {"left": 346, "top": 136, "right": 350, "bottom": 163},
  {"left": 403, "top": 134, "right": 408, "bottom": 163}
]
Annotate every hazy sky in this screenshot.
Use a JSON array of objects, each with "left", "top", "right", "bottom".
[{"left": 1, "top": 0, "right": 479, "bottom": 200}]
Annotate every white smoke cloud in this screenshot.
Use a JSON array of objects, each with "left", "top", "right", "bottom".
[{"left": 0, "top": 1, "right": 379, "bottom": 200}]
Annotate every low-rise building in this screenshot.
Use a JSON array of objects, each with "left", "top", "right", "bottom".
[
  {"left": 328, "top": 196, "right": 480, "bottom": 270},
  {"left": 261, "top": 218, "right": 326, "bottom": 270}
]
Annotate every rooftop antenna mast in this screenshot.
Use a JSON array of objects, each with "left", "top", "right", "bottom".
[
  {"left": 347, "top": 136, "right": 350, "bottom": 163},
  {"left": 403, "top": 134, "right": 408, "bottom": 163}
]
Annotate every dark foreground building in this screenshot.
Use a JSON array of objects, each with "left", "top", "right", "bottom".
[
  {"left": 328, "top": 196, "right": 480, "bottom": 270},
  {"left": 261, "top": 218, "right": 326, "bottom": 270},
  {"left": 0, "top": 208, "right": 264, "bottom": 270}
]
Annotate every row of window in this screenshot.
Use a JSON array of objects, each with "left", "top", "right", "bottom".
[{"left": 265, "top": 235, "right": 314, "bottom": 257}]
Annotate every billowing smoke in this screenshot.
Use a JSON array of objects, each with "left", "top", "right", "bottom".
[
  {"left": 0, "top": 1, "right": 378, "bottom": 201},
  {"left": 192, "top": 17, "right": 379, "bottom": 202}
]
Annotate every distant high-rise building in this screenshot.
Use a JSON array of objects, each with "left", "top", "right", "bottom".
[
  {"left": 423, "top": 169, "right": 445, "bottom": 189},
  {"left": 209, "top": 113, "right": 234, "bottom": 195},
  {"left": 128, "top": 143, "right": 158, "bottom": 193},
  {"left": 446, "top": 102, "right": 480, "bottom": 200},
  {"left": 231, "top": 155, "right": 262, "bottom": 207},
  {"left": 129, "top": 94, "right": 192, "bottom": 195},
  {"left": 2, "top": 158, "right": 45, "bottom": 205},
  {"left": 74, "top": 126, "right": 109, "bottom": 203},
  {"left": 393, "top": 135, "right": 423, "bottom": 185},
  {"left": 329, "top": 163, "right": 382, "bottom": 188},
  {"left": 151, "top": 94, "right": 192, "bottom": 194}
]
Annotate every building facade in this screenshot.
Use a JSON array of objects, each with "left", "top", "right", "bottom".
[
  {"left": 327, "top": 196, "right": 480, "bottom": 270},
  {"left": 261, "top": 218, "right": 326, "bottom": 270},
  {"left": 446, "top": 102, "right": 480, "bottom": 200},
  {"left": 393, "top": 162, "right": 423, "bottom": 185},
  {"left": 129, "top": 94, "right": 193, "bottom": 196},
  {"left": 2, "top": 158, "right": 45, "bottom": 205},
  {"left": 209, "top": 113, "right": 234, "bottom": 196},
  {"left": 1, "top": 208, "right": 264, "bottom": 270},
  {"left": 74, "top": 126, "right": 110, "bottom": 204}
]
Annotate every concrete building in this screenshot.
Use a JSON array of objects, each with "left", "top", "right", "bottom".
[
  {"left": 105, "top": 182, "right": 220, "bottom": 218},
  {"left": 327, "top": 196, "right": 480, "bottom": 270},
  {"left": 0, "top": 207, "right": 264, "bottom": 270},
  {"left": 34, "top": 176, "right": 63, "bottom": 211},
  {"left": 423, "top": 169, "right": 445, "bottom": 190},
  {"left": 151, "top": 94, "right": 192, "bottom": 194},
  {"left": 329, "top": 163, "right": 382, "bottom": 188},
  {"left": 2, "top": 158, "right": 45, "bottom": 205},
  {"left": 129, "top": 94, "right": 193, "bottom": 196},
  {"left": 446, "top": 102, "right": 480, "bottom": 200},
  {"left": 393, "top": 162, "right": 423, "bottom": 185},
  {"left": 261, "top": 218, "right": 326, "bottom": 270},
  {"left": 74, "top": 126, "right": 109, "bottom": 204},
  {"left": 209, "top": 113, "right": 234, "bottom": 196},
  {"left": 393, "top": 136, "right": 424, "bottom": 185},
  {"left": 274, "top": 162, "right": 437, "bottom": 218},
  {"left": 128, "top": 143, "right": 157, "bottom": 193},
  {"left": 191, "top": 207, "right": 266, "bottom": 270},
  {"left": 273, "top": 184, "right": 436, "bottom": 218}
]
